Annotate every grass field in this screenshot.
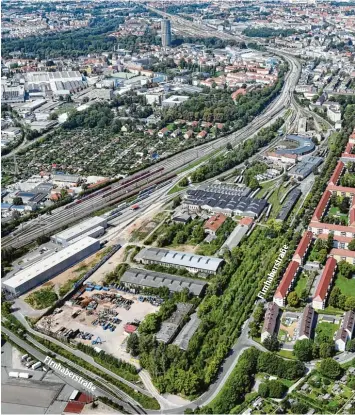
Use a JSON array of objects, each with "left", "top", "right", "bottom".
[
  {"left": 335, "top": 274, "right": 355, "bottom": 295},
  {"left": 294, "top": 273, "right": 308, "bottom": 297},
  {"left": 315, "top": 322, "right": 339, "bottom": 343}
]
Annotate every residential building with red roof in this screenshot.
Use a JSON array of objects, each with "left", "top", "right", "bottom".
[
  {"left": 330, "top": 248, "right": 355, "bottom": 265},
  {"left": 312, "top": 257, "right": 337, "bottom": 310},
  {"left": 312, "top": 190, "right": 331, "bottom": 222},
  {"left": 273, "top": 260, "right": 300, "bottom": 307},
  {"left": 317, "top": 233, "right": 352, "bottom": 250},
  {"left": 293, "top": 231, "right": 313, "bottom": 265},
  {"left": 327, "top": 184, "right": 355, "bottom": 197},
  {"left": 309, "top": 222, "right": 355, "bottom": 239},
  {"left": 329, "top": 161, "right": 344, "bottom": 186}
]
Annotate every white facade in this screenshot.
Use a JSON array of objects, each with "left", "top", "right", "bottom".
[
  {"left": 51, "top": 216, "right": 107, "bottom": 245},
  {"left": 2, "top": 237, "right": 100, "bottom": 296}
]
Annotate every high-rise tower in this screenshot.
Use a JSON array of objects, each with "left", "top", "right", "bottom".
[{"left": 161, "top": 19, "right": 171, "bottom": 47}]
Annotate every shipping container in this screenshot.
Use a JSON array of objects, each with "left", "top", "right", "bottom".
[
  {"left": 9, "top": 372, "right": 19, "bottom": 378},
  {"left": 19, "top": 373, "right": 30, "bottom": 379}
]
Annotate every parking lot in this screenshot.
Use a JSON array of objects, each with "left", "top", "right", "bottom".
[{"left": 36, "top": 287, "right": 159, "bottom": 364}]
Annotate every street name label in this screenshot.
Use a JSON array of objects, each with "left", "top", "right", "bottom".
[{"left": 44, "top": 356, "right": 96, "bottom": 392}]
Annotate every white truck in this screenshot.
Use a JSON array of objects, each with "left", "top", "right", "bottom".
[
  {"left": 19, "top": 373, "right": 30, "bottom": 379},
  {"left": 9, "top": 372, "right": 19, "bottom": 378},
  {"left": 31, "top": 362, "right": 42, "bottom": 370}
]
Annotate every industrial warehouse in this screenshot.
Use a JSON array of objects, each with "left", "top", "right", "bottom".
[
  {"left": 120, "top": 268, "right": 207, "bottom": 296},
  {"left": 134, "top": 247, "right": 224, "bottom": 275},
  {"left": 183, "top": 185, "right": 267, "bottom": 218},
  {"left": 51, "top": 216, "right": 108, "bottom": 246},
  {"left": 2, "top": 237, "right": 100, "bottom": 296}
]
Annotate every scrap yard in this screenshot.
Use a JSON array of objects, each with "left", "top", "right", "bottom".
[{"left": 36, "top": 284, "right": 160, "bottom": 362}]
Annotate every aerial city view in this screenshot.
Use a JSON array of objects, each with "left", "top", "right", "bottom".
[{"left": 1, "top": 0, "right": 355, "bottom": 414}]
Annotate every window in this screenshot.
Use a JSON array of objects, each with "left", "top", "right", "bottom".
[
  {"left": 341, "top": 232, "right": 346, "bottom": 236},
  {"left": 340, "top": 242, "right": 345, "bottom": 249}
]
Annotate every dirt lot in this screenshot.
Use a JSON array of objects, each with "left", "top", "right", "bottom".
[
  {"left": 20, "top": 248, "right": 107, "bottom": 302},
  {"left": 37, "top": 289, "right": 159, "bottom": 365},
  {"left": 279, "top": 320, "right": 299, "bottom": 342}
]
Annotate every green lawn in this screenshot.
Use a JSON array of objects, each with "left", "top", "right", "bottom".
[
  {"left": 315, "top": 322, "right": 339, "bottom": 343},
  {"left": 328, "top": 206, "right": 348, "bottom": 225},
  {"left": 277, "top": 349, "right": 297, "bottom": 360},
  {"left": 294, "top": 273, "right": 308, "bottom": 297},
  {"left": 335, "top": 274, "right": 355, "bottom": 296}
]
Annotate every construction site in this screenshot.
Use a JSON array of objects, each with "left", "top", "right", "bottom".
[{"left": 36, "top": 283, "right": 160, "bottom": 363}]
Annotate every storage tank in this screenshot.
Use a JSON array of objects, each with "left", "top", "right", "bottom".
[
  {"left": 9, "top": 372, "right": 19, "bottom": 378},
  {"left": 31, "top": 362, "right": 42, "bottom": 370}
]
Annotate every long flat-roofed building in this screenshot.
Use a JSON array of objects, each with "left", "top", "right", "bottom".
[
  {"left": 312, "top": 257, "right": 337, "bottom": 310},
  {"left": 135, "top": 247, "right": 224, "bottom": 275},
  {"left": 261, "top": 302, "right": 280, "bottom": 343},
  {"left": 121, "top": 268, "right": 206, "bottom": 296},
  {"left": 51, "top": 216, "right": 107, "bottom": 246},
  {"left": 2, "top": 237, "right": 100, "bottom": 296},
  {"left": 173, "top": 313, "right": 201, "bottom": 350}
]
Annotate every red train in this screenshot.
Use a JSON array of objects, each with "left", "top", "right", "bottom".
[{"left": 64, "top": 186, "right": 112, "bottom": 209}]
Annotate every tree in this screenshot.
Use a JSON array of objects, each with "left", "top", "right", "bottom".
[
  {"left": 344, "top": 296, "right": 355, "bottom": 311},
  {"left": 348, "top": 239, "right": 355, "bottom": 251},
  {"left": 258, "top": 382, "right": 269, "bottom": 397},
  {"left": 287, "top": 291, "right": 300, "bottom": 307},
  {"left": 127, "top": 333, "right": 140, "bottom": 356},
  {"left": 338, "top": 260, "right": 354, "bottom": 279},
  {"left": 293, "top": 339, "right": 314, "bottom": 361},
  {"left": 346, "top": 338, "right": 355, "bottom": 352},
  {"left": 226, "top": 142, "right": 232, "bottom": 151},
  {"left": 263, "top": 335, "right": 280, "bottom": 351},
  {"left": 178, "top": 177, "right": 188, "bottom": 187},
  {"left": 319, "top": 342, "right": 334, "bottom": 358},
  {"left": 329, "top": 286, "right": 341, "bottom": 308},
  {"left": 318, "top": 358, "right": 342, "bottom": 379},
  {"left": 268, "top": 380, "right": 287, "bottom": 398},
  {"left": 138, "top": 314, "right": 160, "bottom": 334},
  {"left": 12, "top": 197, "right": 23, "bottom": 205}
]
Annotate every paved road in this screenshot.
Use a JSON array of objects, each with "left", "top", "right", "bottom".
[
  {"left": 2, "top": 326, "right": 142, "bottom": 414},
  {"left": 14, "top": 312, "right": 153, "bottom": 399}
]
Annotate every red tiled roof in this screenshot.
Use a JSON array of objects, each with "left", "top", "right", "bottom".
[
  {"left": 312, "top": 190, "right": 331, "bottom": 221},
  {"left": 204, "top": 214, "right": 227, "bottom": 232},
  {"left": 309, "top": 221, "right": 355, "bottom": 234},
  {"left": 342, "top": 153, "right": 355, "bottom": 159},
  {"left": 294, "top": 231, "right": 313, "bottom": 259},
  {"left": 77, "top": 393, "right": 93, "bottom": 403},
  {"left": 274, "top": 260, "right": 299, "bottom": 299},
  {"left": 329, "top": 161, "right": 344, "bottom": 185},
  {"left": 240, "top": 217, "right": 254, "bottom": 227},
  {"left": 345, "top": 143, "right": 354, "bottom": 154},
  {"left": 313, "top": 257, "right": 337, "bottom": 302},
  {"left": 64, "top": 402, "right": 85, "bottom": 414},
  {"left": 318, "top": 233, "right": 353, "bottom": 244},
  {"left": 330, "top": 248, "right": 355, "bottom": 259},
  {"left": 350, "top": 198, "right": 355, "bottom": 226},
  {"left": 328, "top": 184, "right": 355, "bottom": 195}
]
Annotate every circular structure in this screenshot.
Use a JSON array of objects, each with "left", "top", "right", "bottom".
[{"left": 275, "top": 134, "right": 315, "bottom": 155}]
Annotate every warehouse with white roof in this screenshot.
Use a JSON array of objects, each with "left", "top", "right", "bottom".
[
  {"left": 134, "top": 247, "right": 224, "bottom": 275},
  {"left": 2, "top": 237, "right": 100, "bottom": 296},
  {"left": 51, "top": 216, "right": 107, "bottom": 246}
]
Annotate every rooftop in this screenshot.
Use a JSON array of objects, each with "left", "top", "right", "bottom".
[
  {"left": 53, "top": 216, "right": 107, "bottom": 242},
  {"left": 3, "top": 237, "right": 99, "bottom": 290},
  {"left": 313, "top": 257, "right": 337, "bottom": 302},
  {"left": 135, "top": 247, "right": 224, "bottom": 272},
  {"left": 121, "top": 268, "right": 206, "bottom": 296},
  {"left": 274, "top": 260, "right": 299, "bottom": 299}
]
